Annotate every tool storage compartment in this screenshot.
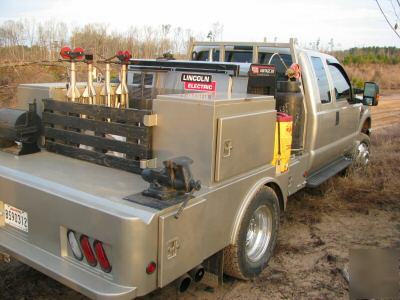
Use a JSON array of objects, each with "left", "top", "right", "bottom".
[{"left": 152, "top": 93, "right": 276, "bottom": 186}]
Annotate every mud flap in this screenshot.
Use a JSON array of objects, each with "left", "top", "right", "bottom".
[{"left": 202, "top": 250, "right": 224, "bottom": 288}]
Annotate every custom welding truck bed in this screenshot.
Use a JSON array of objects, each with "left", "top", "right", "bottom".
[{"left": 0, "top": 40, "right": 379, "bottom": 299}]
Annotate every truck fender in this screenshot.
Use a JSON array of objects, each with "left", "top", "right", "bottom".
[
  {"left": 358, "top": 111, "right": 371, "bottom": 136},
  {"left": 229, "top": 177, "right": 285, "bottom": 244}
]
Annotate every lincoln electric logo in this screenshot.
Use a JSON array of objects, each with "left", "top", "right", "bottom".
[
  {"left": 181, "top": 73, "right": 216, "bottom": 92},
  {"left": 181, "top": 73, "right": 212, "bottom": 83}
]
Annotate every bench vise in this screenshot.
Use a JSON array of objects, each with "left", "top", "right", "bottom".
[{"left": 141, "top": 156, "right": 201, "bottom": 200}]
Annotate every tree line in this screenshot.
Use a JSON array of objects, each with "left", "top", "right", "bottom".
[
  {"left": 0, "top": 19, "right": 203, "bottom": 63},
  {"left": 0, "top": 19, "right": 398, "bottom": 66},
  {"left": 332, "top": 47, "right": 400, "bottom": 65}
]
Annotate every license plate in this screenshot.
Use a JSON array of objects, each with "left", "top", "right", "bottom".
[{"left": 4, "top": 204, "right": 28, "bottom": 232}]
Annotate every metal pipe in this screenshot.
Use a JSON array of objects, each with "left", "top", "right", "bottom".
[
  {"left": 176, "top": 273, "right": 192, "bottom": 294},
  {"left": 115, "top": 64, "right": 128, "bottom": 108},
  {"left": 66, "top": 61, "right": 80, "bottom": 102},
  {"left": 82, "top": 62, "right": 96, "bottom": 104},
  {"left": 106, "top": 63, "right": 111, "bottom": 107},
  {"left": 100, "top": 63, "right": 113, "bottom": 107},
  {"left": 252, "top": 45, "right": 259, "bottom": 63},
  {"left": 188, "top": 265, "right": 205, "bottom": 283}
]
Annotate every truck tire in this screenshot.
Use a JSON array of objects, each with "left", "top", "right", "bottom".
[{"left": 224, "top": 186, "right": 280, "bottom": 280}]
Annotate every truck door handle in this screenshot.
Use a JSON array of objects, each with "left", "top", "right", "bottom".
[{"left": 335, "top": 111, "right": 340, "bottom": 126}]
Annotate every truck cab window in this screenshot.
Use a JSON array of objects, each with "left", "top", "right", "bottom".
[
  {"left": 196, "top": 50, "right": 220, "bottom": 61},
  {"left": 327, "top": 64, "right": 351, "bottom": 102},
  {"left": 311, "top": 56, "right": 331, "bottom": 104}
]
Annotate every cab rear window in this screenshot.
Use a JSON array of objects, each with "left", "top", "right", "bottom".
[
  {"left": 195, "top": 50, "right": 292, "bottom": 80},
  {"left": 195, "top": 50, "right": 220, "bottom": 61},
  {"left": 225, "top": 51, "right": 252, "bottom": 63}
]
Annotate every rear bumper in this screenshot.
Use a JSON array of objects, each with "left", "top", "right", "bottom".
[{"left": 0, "top": 229, "right": 137, "bottom": 300}]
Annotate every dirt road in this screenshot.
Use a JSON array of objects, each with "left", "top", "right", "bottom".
[
  {"left": 370, "top": 92, "right": 400, "bottom": 131},
  {"left": 0, "top": 93, "right": 399, "bottom": 300}
]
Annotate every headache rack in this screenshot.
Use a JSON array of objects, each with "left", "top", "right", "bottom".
[
  {"left": 42, "top": 99, "right": 156, "bottom": 174},
  {"left": 129, "top": 59, "right": 240, "bottom": 75}
]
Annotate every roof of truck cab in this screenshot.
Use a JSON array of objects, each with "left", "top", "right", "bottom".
[
  {"left": 299, "top": 48, "right": 340, "bottom": 63},
  {"left": 192, "top": 45, "right": 291, "bottom": 54}
]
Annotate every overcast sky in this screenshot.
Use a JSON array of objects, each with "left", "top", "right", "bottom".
[{"left": 0, "top": 0, "right": 399, "bottom": 49}]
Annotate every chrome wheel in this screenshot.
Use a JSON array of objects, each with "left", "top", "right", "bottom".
[
  {"left": 245, "top": 205, "right": 273, "bottom": 262},
  {"left": 356, "top": 142, "right": 370, "bottom": 166}
]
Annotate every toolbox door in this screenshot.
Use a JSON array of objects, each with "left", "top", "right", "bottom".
[
  {"left": 214, "top": 111, "right": 275, "bottom": 182},
  {"left": 158, "top": 198, "right": 207, "bottom": 287}
]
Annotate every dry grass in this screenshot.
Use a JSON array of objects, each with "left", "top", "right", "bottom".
[
  {"left": 339, "top": 127, "right": 400, "bottom": 206},
  {"left": 345, "top": 64, "right": 400, "bottom": 89},
  {"left": 282, "top": 125, "right": 400, "bottom": 235}
]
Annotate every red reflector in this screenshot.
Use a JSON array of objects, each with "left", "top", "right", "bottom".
[
  {"left": 80, "top": 235, "right": 97, "bottom": 267},
  {"left": 146, "top": 261, "right": 157, "bottom": 274},
  {"left": 93, "top": 240, "right": 112, "bottom": 273}
]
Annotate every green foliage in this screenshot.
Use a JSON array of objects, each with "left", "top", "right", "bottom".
[
  {"left": 350, "top": 76, "right": 364, "bottom": 89},
  {"left": 333, "top": 47, "right": 400, "bottom": 65}
]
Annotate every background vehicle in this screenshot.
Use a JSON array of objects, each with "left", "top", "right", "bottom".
[{"left": 0, "top": 39, "right": 378, "bottom": 299}]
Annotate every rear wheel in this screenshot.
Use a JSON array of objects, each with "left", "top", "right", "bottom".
[{"left": 224, "top": 187, "right": 280, "bottom": 280}]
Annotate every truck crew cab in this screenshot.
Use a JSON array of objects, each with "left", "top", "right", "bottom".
[{"left": 0, "top": 39, "right": 378, "bottom": 299}]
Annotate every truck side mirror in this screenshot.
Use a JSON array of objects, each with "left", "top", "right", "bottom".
[{"left": 363, "top": 82, "right": 379, "bottom": 106}]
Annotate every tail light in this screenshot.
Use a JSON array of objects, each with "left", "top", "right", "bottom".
[
  {"left": 146, "top": 261, "right": 157, "bottom": 274},
  {"left": 67, "top": 230, "right": 83, "bottom": 261},
  {"left": 93, "top": 240, "right": 112, "bottom": 273},
  {"left": 80, "top": 235, "right": 97, "bottom": 267}
]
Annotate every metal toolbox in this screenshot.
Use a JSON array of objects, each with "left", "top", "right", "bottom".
[{"left": 152, "top": 92, "right": 276, "bottom": 186}]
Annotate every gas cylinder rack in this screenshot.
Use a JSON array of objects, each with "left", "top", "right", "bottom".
[{"left": 42, "top": 47, "right": 157, "bottom": 173}]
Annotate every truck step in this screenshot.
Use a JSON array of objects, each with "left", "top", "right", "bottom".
[{"left": 306, "top": 157, "right": 352, "bottom": 188}]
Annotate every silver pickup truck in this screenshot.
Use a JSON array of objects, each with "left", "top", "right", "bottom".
[{"left": 0, "top": 39, "right": 378, "bottom": 299}]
